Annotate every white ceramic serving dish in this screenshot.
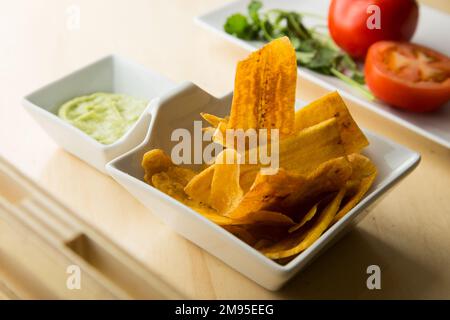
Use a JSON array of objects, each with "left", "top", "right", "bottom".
[
  {"left": 195, "top": 0, "right": 450, "bottom": 149},
  {"left": 22, "top": 55, "right": 178, "bottom": 173},
  {"left": 106, "top": 82, "right": 421, "bottom": 290}
]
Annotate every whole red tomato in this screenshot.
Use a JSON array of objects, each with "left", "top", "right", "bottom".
[{"left": 328, "top": 0, "right": 419, "bottom": 59}]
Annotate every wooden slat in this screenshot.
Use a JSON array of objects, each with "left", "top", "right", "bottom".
[{"left": 0, "top": 156, "right": 183, "bottom": 299}]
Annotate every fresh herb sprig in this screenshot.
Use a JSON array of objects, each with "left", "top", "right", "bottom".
[{"left": 224, "top": 0, "right": 374, "bottom": 100}]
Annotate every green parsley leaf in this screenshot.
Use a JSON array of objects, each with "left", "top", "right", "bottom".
[{"left": 224, "top": 14, "right": 251, "bottom": 39}]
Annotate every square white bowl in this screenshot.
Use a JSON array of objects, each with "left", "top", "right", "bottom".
[
  {"left": 22, "top": 54, "right": 178, "bottom": 173},
  {"left": 106, "top": 82, "right": 421, "bottom": 290}
]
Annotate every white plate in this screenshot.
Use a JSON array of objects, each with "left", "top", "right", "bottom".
[
  {"left": 106, "top": 82, "right": 420, "bottom": 290},
  {"left": 195, "top": 0, "right": 450, "bottom": 149},
  {"left": 22, "top": 55, "right": 178, "bottom": 173}
]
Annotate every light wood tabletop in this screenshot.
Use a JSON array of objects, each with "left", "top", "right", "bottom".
[{"left": 0, "top": 0, "right": 449, "bottom": 299}]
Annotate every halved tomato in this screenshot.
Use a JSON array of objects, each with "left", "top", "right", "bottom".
[{"left": 365, "top": 41, "right": 450, "bottom": 112}]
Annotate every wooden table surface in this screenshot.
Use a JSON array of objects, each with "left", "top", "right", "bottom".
[{"left": 0, "top": 0, "right": 449, "bottom": 299}]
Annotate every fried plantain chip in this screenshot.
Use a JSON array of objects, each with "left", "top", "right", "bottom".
[
  {"left": 288, "top": 203, "right": 318, "bottom": 233},
  {"left": 200, "top": 112, "right": 228, "bottom": 128},
  {"left": 228, "top": 36, "right": 296, "bottom": 136},
  {"left": 142, "top": 149, "right": 218, "bottom": 218},
  {"left": 224, "top": 226, "right": 257, "bottom": 246},
  {"left": 281, "top": 156, "right": 352, "bottom": 209},
  {"left": 254, "top": 239, "right": 275, "bottom": 250},
  {"left": 226, "top": 168, "right": 302, "bottom": 219},
  {"left": 295, "top": 91, "right": 369, "bottom": 154},
  {"left": 189, "top": 117, "right": 347, "bottom": 197},
  {"left": 278, "top": 118, "right": 346, "bottom": 173},
  {"left": 142, "top": 149, "right": 174, "bottom": 185},
  {"left": 151, "top": 167, "right": 223, "bottom": 220},
  {"left": 184, "top": 165, "right": 215, "bottom": 204},
  {"left": 332, "top": 154, "right": 377, "bottom": 223},
  {"left": 151, "top": 166, "right": 196, "bottom": 198},
  {"left": 149, "top": 163, "right": 269, "bottom": 228},
  {"left": 201, "top": 212, "right": 236, "bottom": 225},
  {"left": 345, "top": 153, "right": 377, "bottom": 182},
  {"left": 245, "top": 210, "right": 295, "bottom": 226},
  {"left": 240, "top": 117, "right": 346, "bottom": 173},
  {"left": 244, "top": 223, "right": 292, "bottom": 244},
  {"left": 209, "top": 149, "right": 243, "bottom": 214},
  {"left": 204, "top": 210, "right": 294, "bottom": 227},
  {"left": 228, "top": 157, "right": 351, "bottom": 220},
  {"left": 166, "top": 166, "right": 196, "bottom": 186},
  {"left": 152, "top": 171, "right": 186, "bottom": 201},
  {"left": 239, "top": 167, "right": 260, "bottom": 193},
  {"left": 263, "top": 189, "right": 346, "bottom": 259},
  {"left": 212, "top": 121, "right": 229, "bottom": 146}
]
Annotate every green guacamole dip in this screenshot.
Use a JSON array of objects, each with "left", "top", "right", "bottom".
[{"left": 58, "top": 93, "right": 148, "bottom": 145}]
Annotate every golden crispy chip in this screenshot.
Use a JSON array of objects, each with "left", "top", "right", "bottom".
[
  {"left": 166, "top": 166, "right": 196, "bottom": 186},
  {"left": 245, "top": 210, "right": 295, "bottom": 226},
  {"left": 142, "top": 149, "right": 173, "bottom": 185},
  {"left": 201, "top": 212, "right": 236, "bottom": 225},
  {"left": 212, "top": 121, "right": 228, "bottom": 146},
  {"left": 185, "top": 150, "right": 246, "bottom": 212},
  {"left": 184, "top": 149, "right": 244, "bottom": 209},
  {"left": 244, "top": 224, "right": 291, "bottom": 244},
  {"left": 288, "top": 203, "right": 318, "bottom": 233},
  {"left": 142, "top": 149, "right": 218, "bottom": 218},
  {"left": 151, "top": 165, "right": 196, "bottom": 197},
  {"left": 226, "top": 168, "right": 302, "bottom": 219},
  {"left": 238, "top": 118, "right": 346, "bottom": 191},
  {"left": 152, "top": 171, "right": 187, "bottom": 202},
  {"left": 228, "top": 36, "right": 296, "bottom": 135},
  {"left": 152, "top": 168, "right": 221, "bottom": 219},
  {"left": 281, "top": 156, "right": 352, "bottom": 209},
  {"left": 152, "top": 173, "right": 241, "bottom": 226},
  {"left": 263, "top": 189, "right": 346, "bottom": 259},
  {"left": 332, "top": 154, "right": 377, "bottom": 223},
  {"left": 209, "top": 212, "right": 289, "bottom": 226},
  {"left": 203, "top": 210, "right": 294, "bottom": 226},
  {"left": 295, "top": 91, "right": 369, "bottom": 154},
  {"left": 254, "top": 239, "right": 275, "bottom": 250},
  {"left": 143, "top": 149, "right": 195, "bottom": 188},
  {"left": 239, "top": 167, "right": 259, "bottom": 193},
  {"left": 202, "top": 126, "right": 215, "bottom": 135},
  {"left": 278, "top": 118, "right": 346, "bottom": 173},
  {"left": 228, "top": 157, "right": 351, "bottom": 220},
  {"left": 193, "top": 117, "right": 347, "bottom": 196},
  {"left": 224, "top": 226, "right": 257, "bottom": 246},
  {"left": 333, "top": 174, "right": 375, "bottom": 222},
  {"left": 346, "top": 153, "right": 377, "bottom": 182},
  {"left": 203, "top": 118, "right": 228, "bottom": 147},
  {"left": 184, "top": 157, "right": 254, "bottom": 202},
  {"left": 184, "top": 165, "right": 215, "bottom": 204},
  {"left": 204, "top": 115, "right": 345, "bottom": 179},
  {"left": 200, "top": 112, "right": 227, "bottom": 128},
  {"left": 209, "top": 149, "right": 243, "bottom": 214}
]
